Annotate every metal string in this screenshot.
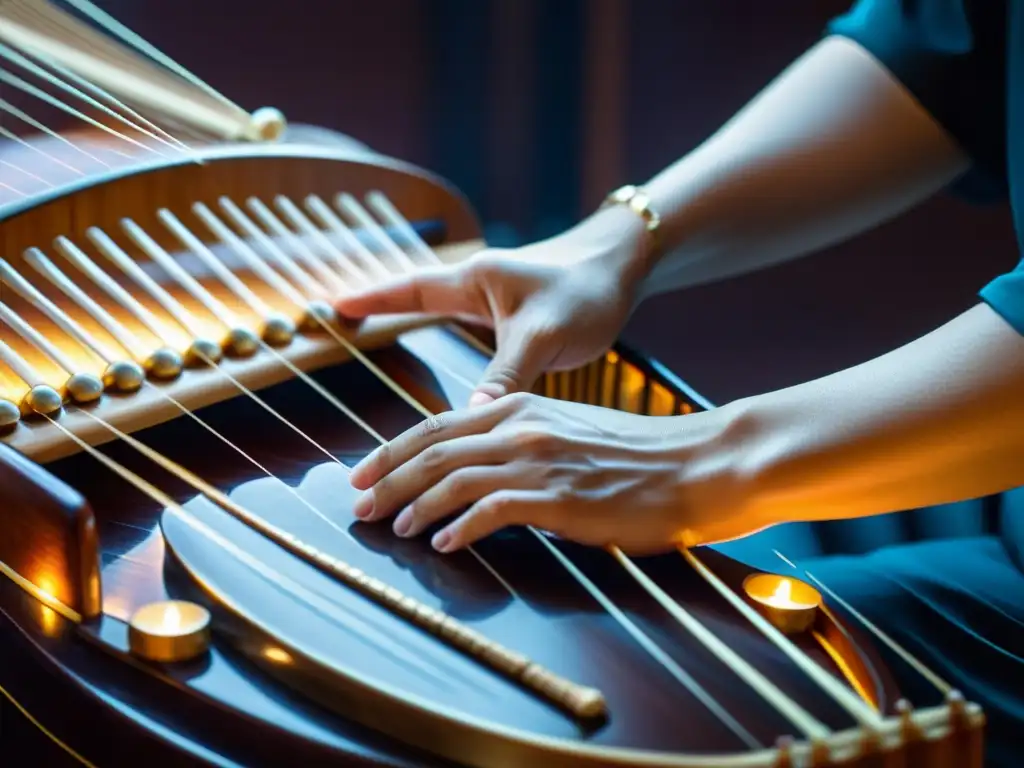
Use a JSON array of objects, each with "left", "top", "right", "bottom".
[
  {"left": 232, "top": 192, "right": 770, "bottom": 744},
  {"left": 41, "top": 411, "right": 456, "bottom": 688}
]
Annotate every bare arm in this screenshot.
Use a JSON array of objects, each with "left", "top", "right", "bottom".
[
  {"left": 608, "top": 36, "right": 970, "bottom": 297},
  {"left": 697, "top": 303, "right": 1024, "bottom": 540},
  {"left": 343, "top": 301, "right": 1024, "bottom": 554}
]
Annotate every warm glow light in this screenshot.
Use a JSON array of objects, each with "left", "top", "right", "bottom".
[
  {"left": 34, "top": 576, "right": 59, "bottom": 605},
  {"left": 743, "top": 573, "right": 822, "bottom": 634},
  {"left": 771, "top": 579, "right": 794, "bottom": 606},
  {"left": 35, "top": 603, "right": 61, "bottom": 637},
  {"left": 161, "top": 603, "right": 183, "bottom": 633},
  {"left": 128, "top": 599, "right": 211, "bottom": 662}
]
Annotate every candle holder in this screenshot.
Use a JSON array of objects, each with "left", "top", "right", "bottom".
[
  {"left": 128, "top": 600, "right": 211, "bottom": 662},
  {"left": 742, "top": 573, "right": 822, "bottom": 634}
]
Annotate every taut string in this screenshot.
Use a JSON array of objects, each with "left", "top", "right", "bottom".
[
  {"left": 344, "top": 194, "right": 873, "bottom": 735},
  {"left": 220, "top": 191, "right": 778, "bottom": 745},
  {"left": 0, "top": 276, "right": 360, "bottom": 544},
  {"left": 773, "top": 550, "right": 952, "bottom": 696},
  {"left": 0, "top": 0, "right": 251, "bottom": 140},
  {"left": 39, "top": 408, "right": 607, "bottom": 721},
  {"left": 135, "top": 207, "right": 519, "bottom": 598},
  {"left": 0, "top": 96, "right": 109, "bottom": 167},
  {"left": 0, "top": 64, "right": 160, "bottom": 157},
  {"left": 41, "top": 411, "right": 462, "bottom": 690}
]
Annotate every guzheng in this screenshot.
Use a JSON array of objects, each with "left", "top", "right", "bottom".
[{"left": 0, "top": 2, "right": 985, "bottom": 766}]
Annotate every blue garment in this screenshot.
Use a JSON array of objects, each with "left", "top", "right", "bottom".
[
  {"left": 807, "top": 537, "right": 1024, "bottom": 768},
  {"left": 810, "top": 3, "right": 1024, "bottom": 765},
  {"left": 830, "top": 1, "right": 1024, "bottom": 331}
]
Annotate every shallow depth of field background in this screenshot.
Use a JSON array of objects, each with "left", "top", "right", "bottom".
[{"left": 69, "top": 0, "right": 1024, "bottom": 403}]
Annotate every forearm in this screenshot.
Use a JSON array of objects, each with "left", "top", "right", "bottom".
[
  {"left": 719, "top": 304, "right": 1024, "bottom": 531},
  {"left": 613, "top": 37, "right": 970, "bottom": 297}
]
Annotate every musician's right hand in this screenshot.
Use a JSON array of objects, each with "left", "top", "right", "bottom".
[{"left": 335, "top": 206, "right": 650, "bottom": 406}]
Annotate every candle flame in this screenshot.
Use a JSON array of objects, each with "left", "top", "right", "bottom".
[
  {"left": 162, "top": 603, "right": 182, "bottom": 632},
  {"left": 772, "top": 579, "right": 793, "bottom": 603}
]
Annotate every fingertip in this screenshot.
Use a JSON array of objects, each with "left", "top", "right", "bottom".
[
  {"left": 431, "top": 527, "right": 456, "bottom": 553},
  {"left": 468, "top": 391, "right": 496, "bottom": 408},
  {"left": 348, "top": 462, "right": 373, "bottom": 489}
]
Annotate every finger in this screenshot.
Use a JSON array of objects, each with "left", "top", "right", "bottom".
[
  {"left": 392, "top": 464, "right": 537, "bottom": 538},
  {"left": 431, "top": 490, "right": 554, "bottom": 552},
  {"left": 333, "top": 264, "right": 477, "bottom": 319},
  {"left": 471, "top": 325, "right": 557, "bottom": 405},
  {"left": 354, "top": 433, "right": 513, "bottom": 521},
  {"left": 349, "top": 401, "right": 512, "bottom": 489}
]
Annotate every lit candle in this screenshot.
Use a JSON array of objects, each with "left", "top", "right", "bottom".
[
  {"left": 128, "top": 600, "right": 211, "bottom": 662},
  {"left": 742, "top": 573, "right": 822, "bottom": 634}
]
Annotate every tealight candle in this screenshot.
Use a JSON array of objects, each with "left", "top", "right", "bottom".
[
  {"left": 742, "top": 573, "right": 822, "bottom": 634},
  {"left": 128, "top": 600, "right": 211, "bottom": 662}
]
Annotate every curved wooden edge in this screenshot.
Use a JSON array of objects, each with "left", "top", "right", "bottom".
[
  {"left": 0, "top": 441, "right": 101, "bottom": 620},
  {"left": 160, "top": 504, "right": 986, "bottom": 768},
  {"left": 0, "top": 141, "right": 483, "bottom": 242}
]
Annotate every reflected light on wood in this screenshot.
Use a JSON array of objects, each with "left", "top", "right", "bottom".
[{"left": 262, "top": 646, "right": 293, "bottom": 665}]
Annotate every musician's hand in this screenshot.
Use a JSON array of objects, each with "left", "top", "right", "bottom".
[
  {"left": 334, "top": 207, "right": 650, "bottom": 405},
  {"left": 349, "top": 393, "right": 750, "bottom": 554}
]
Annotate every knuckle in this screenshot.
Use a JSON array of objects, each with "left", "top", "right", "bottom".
[
  {"left": 512, "top": 427, "right": 555, "bottom": 453},
  {"left": 420, "top": 444, "right": 447, "bottom": 471},
  {"left": 498, "top": 391, "right": 534, "bottom": 414},
  {"left": 370, "top": 442, "right": 392, "bottom": 473},
  {"left": 477, "top": 492, "right": 514, "bottom": 521},
  {"left": 444, "top": 469, "right": 472, "bottom": 496},
  {"left": 419, "top": 412, "right": 449, "bottom": 439}
]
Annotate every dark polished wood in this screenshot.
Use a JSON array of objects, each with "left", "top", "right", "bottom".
[
  {"left": 0, "top": 136, "right": 914, "bottom": 767},
  {"left": 0, "top": 324, "right": 902, "bottom": 767},
  {"left": 0, "top": 440, "right": 101, "bottom": 620}
]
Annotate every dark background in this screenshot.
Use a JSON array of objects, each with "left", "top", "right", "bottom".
[
  {"left": 84, "top": 0, "right": 1020, "bottom": 404},
  {"left": 2, "top": 3, "right": 1022, "bottom": 762}
]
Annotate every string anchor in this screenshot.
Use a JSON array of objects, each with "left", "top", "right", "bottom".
[
  {"left": 102, "top": 360, "right": 145, "bottom": 392},
  {"left": 261, "top": 312, "right": 295, "bottom": 346},
  {"left": 0, "top": 399, "right": 19, "bottom": 429},
  {"left": 300, "top": 300, "right": 336, "bottom": 331},
  {"left": 63, "top": 372, "right": 104, "bottom": 404},
  {"left": 244, "top": 107, "right": 287, "bottom": 142},
  {"left": 225, "top": 327, "right": 260, "bottom": 357},
  {"left": 21, "top": 384, "right": 63, "bottom": 417},
  {"left": 143, "top": 347, "right": 184, "bottom": 380},
  {"left": 184, "top": 339, "right": 223, "bottom": 367}
]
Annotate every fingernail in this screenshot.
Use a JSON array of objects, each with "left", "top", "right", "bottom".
[
  {"left": 432, "top": 529, "right": 453, "bottom": 552},
  {"left": 353, "top": 491, "right": 374, "bottom": 519},
  {"left": 393, "top": 510, "right": 412, "bottom": 537}
]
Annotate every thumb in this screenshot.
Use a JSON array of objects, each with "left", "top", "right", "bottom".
[
  {"left": 470, "top": 324, "right": 556, "bottom": 406},
  {"left": 334, "top": 264, "right": 476, "bottom": 319}
]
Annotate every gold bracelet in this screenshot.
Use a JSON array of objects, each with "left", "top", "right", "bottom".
[{"left": 600, "top": 184, "right": 661, "bottom": 242}]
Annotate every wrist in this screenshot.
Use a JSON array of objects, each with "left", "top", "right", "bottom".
[
  {"left": 660, "top": 398, "right": 781, "bottom": 546},
  {"left": 565, "top": 204, "right": 655, "bottom": 289}
]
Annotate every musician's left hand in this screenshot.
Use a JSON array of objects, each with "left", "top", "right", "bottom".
[{"left": 349, "top": 393, "right": 751, "bottom": 554}]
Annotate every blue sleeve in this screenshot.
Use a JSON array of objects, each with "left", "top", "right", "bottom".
[
  {"left": 980, "top": 261, "right": 1024, "bottom": 334},
  {"left": 830, "top": 1, "right": 1024, "bottom": 335},
  {"left": 827, "top": 0, "right": 1008, "bottom": 203}
]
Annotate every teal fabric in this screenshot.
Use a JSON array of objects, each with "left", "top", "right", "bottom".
[
  {"left": 805, "top": 538, "right": 1024, "bottom": 768},
  {"left": 715, "top": 4, "right": 1024, "bottom": 765}
]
